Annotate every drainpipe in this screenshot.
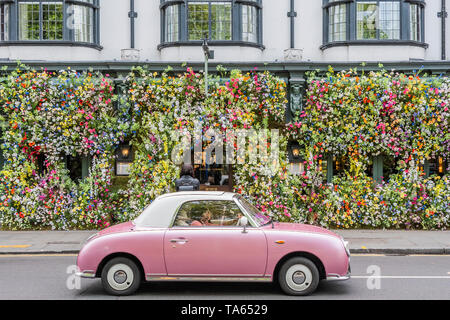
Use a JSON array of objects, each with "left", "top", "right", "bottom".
[
  {"left": 128, "top": 0, "right": 138, "bottom": 49},
  {"left": 439, "top": 0, "right": 448, "bottom": 60},
  {"left": 287, "top": 0, "right": 297, "bottom": 48}
]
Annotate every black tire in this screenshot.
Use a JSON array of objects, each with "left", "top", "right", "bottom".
[
  {"left": 278, "top": 257, "right": 320, "bottom": 296},
  {"left": 101, "top": 257, "right": 141, "bottom": 296}
]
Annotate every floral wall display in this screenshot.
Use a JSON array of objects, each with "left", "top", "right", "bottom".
[
  {"left": 286, "top": 67, "right": 450, "bottom": 229},
  {"left": 112, "top": 67, "right": 289, "bottom": 224},
  {"left": 0, "top": 65, "right": 448, "bottom": 230},
  {"left": 0, "top": 66, "right": 129, "bottom": 230}
]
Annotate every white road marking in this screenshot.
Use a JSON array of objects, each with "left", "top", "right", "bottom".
[{"left": 352, "top": 276, "right": 450, "bottom": 279}]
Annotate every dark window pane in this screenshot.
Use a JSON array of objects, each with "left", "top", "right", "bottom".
[{"left": 66, "top": 155, "right": 83, "bottom": 182}]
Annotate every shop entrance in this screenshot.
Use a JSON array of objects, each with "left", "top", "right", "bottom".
[{"left": 193, "top": 164, "right": 233, "bottom": 192}]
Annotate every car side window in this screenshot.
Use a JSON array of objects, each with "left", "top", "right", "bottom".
[{"left": 173, "top": 200, "right": 244, "bottom": 227}]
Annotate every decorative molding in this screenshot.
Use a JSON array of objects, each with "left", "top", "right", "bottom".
[
  {"left": 284, "top": 48, "right": 303, "bottom": 62},
  {"left": 121, "top": 48, "right": 141, "bottom": 61}
]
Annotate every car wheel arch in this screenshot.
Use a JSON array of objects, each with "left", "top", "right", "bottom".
[
  {"left": 95, "top": 252, "right": 145, "bottom": 280},
  {"left": 272, "top": 251, "right": 326, "bottom": 283}
]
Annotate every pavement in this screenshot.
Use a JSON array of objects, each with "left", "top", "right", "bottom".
[{"left": 0, "top": 229, "right": 449, "bottom": 255}]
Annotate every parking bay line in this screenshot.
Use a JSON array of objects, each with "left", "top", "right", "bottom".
[
  {"left": 0, "top": 254, "right": 78, "bottom": 258},
  {"left": 0, "top": 245, "right": 31, "bottom": 248}
]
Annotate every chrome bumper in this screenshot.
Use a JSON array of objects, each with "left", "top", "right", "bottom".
[
  {"left": 326, "top": 272, "right": 351, "bottom": 281},
  {"left": 327, "top": 260, "right": 351, "bottom": 281},
  {"left": 76, "top": 270, "right": 96, "bottom": 278}
]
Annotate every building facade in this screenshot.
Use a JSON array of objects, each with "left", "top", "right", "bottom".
[
  {"left": 0, "top": 0, "right": 447, "bottom": 63},
  {"left": 0, "top": 0, "right": 449, "bottom": 191}
]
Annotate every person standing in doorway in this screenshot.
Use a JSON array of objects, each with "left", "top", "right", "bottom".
[{"left": 175, "top": 164, "right": 200, "bottom": 191}]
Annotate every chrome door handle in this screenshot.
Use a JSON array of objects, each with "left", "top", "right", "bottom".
[{"left": 170, "top": 238, "right": 188, "bottom": 243}]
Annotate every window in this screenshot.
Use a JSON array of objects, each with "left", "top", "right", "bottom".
[
  {"left": 191, "top": 148, "right": 233, "bottom": 191},
  {"left": 160, "top": 0, "right": 262, "bottom": 46},
  {"left": 2, "top": 0, "right": 99, "bottom": 45},
  {"left": 356, "top": 1, "right": 400, "bottom": 40},
  {"left": 173, "top": 200, "right": 244, "bottom": 227},
  {"left": 323, "top": 0, "right": 425, "bottom": 46},
  {"left": 427, "top": 156, "right": 447, "bottom": 177},
  {"left": 0, "top": 2, "right": 9, "bottom": 41},
  {"left": 66, "top": 155, "right": 83, "bottom": 182},
  {"left": 19, "top": 1, "right": 63, "bottom": 40},
  {"left": 237, "top": 196, "right": 271, "bottom": 227},
  {"left": 164, "top": 3, "right": 179, "bottom": 42},
  {"left": 188, "top": 1, "right": 232, "bottom": 40},
  {"left": 328, "top": 2, "right": 346, "bottom": 42},
  {"left": 241, "top": 4, "right": 257, "bottom": 42},
  {"left": 333, "top": 155, "right": 350, "bottom": 178},
  {"left": 410, "top": 3, "right": 422, "bottom": 42},
  {"left": 71, "top": 1, "right": 95, "bottom": 43},
  {"left": 66, "top": 155, "right": 91, "bottom": 182}
]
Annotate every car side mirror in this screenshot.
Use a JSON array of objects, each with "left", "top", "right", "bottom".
[{"left": 240, "top": 216, "right": 248, "bottom": 233}]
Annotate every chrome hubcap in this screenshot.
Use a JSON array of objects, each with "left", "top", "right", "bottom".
[
  {"left": 114, "top": 270, "right": 127, "bottom": 284},
  {"left": 285, "top": 264, "right": 313, "bottom": 292},
  {"left": 292, "top": 271, "right": 306, "bottom": 285},
  {"left": 107, "top": 263, "right": 134, "bottom": 291}
]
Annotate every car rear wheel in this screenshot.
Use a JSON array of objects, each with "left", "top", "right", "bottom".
[
  {"left": 101, "top": 257, "right": 141, "bottom": 296},
  {"left": 278, "top": 257, "right": 320, "bottom": 296}
]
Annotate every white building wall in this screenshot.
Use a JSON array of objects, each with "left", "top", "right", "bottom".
[{"left": 0, "top": 0, "right": 447, "bottom": 64}]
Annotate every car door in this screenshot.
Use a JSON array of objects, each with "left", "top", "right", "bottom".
[{"left": 163, "top": 200, "right": 268, "bottom": 277}]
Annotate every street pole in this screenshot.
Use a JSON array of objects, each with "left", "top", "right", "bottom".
[
  {"left": 202, "top": 34, "right": 209, "bottom": 97},
  {"left": 205, "top": 49, "right": 209, "bottom": 97}
]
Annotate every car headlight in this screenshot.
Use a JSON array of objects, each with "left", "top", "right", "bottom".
[{"left": 342, "top": 239, "right": 350, "bottom": 257}]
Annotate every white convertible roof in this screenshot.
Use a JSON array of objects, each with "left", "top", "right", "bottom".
[{"left": 134, "top": 191, "right": 239, "bottom": 228}]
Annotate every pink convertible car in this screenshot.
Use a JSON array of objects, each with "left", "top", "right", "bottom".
[{"left": 77, "top": 192, "right": 351, "bottom": 296}]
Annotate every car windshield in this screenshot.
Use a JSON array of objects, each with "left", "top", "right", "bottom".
[{"left": 237, "top": 196, "right": 272, "bottom": 227}]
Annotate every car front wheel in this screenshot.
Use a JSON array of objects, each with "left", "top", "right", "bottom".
[
  {"left": 278, "top": 257, "right": 320, "bottom": 296},
  {"left": 101, "top": 257, "right": 141, "bottom": 296}
]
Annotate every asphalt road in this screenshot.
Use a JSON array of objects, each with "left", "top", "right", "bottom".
[{"left": 0, "top": 254, "right": 449, "bottom": 300}]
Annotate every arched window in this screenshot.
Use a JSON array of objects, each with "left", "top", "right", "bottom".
[
  {"left": 160, "top": 0, "right": 262, "bottom": 48},
  {"left": 323, "top": 0, "right": 425, "bottom": 47},
  {"left": 0, "top": 0, "right": 100, "bottom": 46}
]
